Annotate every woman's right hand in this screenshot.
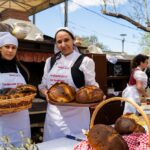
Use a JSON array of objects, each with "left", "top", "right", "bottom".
[
  {"left": 45, "top": 93, "right": 50, "bottom": 102},
  {"left": 40, "top": 89, "right": 49, "bottom": 101}
]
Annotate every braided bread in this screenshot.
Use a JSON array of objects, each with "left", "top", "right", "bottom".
[
  {"left": 0, "top": 84, "right": 37, "bottom": 114},
  {"left": 76, "top": 85, "right": 104, "bottom": 103},
  {"left": 0, "top": 84, "right": 37, "bottom": 100},
  {"left": 47, "top": 82, "right": 76, "bottom": 103},
  {"left": 16, "top": 84, "right": 37, "bottom": 93}
]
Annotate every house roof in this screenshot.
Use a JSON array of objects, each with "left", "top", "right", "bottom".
[{"left": 0, "top": 0, "right": 65, "bottom": 15}]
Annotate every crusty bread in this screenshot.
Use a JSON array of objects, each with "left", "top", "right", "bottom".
[
  {"left": 76, "top": 85, "right": 104, "bottom": 103},
  {"left": 0, "top": 85, "right": 37, "bottom": 114},
  {"left": 87, "top": 124, "right": 129, "bottom": 150},
  {"left": 16, "top": 84, "right": 37, "bottom": 93},
  {"left": 115, "top": 117, "right": 146, "bottom": 135},
  {"left": 0, "top": 84, "right": 37, "bottom": 100},
  {"left": 47, "top": 82, "right": 76, "bottom": 103}
]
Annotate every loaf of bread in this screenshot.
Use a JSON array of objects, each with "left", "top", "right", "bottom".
[
  {"left": 87, "top": 124, "right": 129, "bottom": 150},
  {"left": 0, "top": 84, "right": 37, "bottom": 100},
  {"left": 16, "top": 84, "right": 37, "bottom": 93},
  {"left": 0, "top": 84, "right": 37, "bottom": 114},
  {"left": 47, "top": 82, "right": 76, "bottom": 103},
  {"left": 76, "top": 85, "right": 104, "bottom": 103},
  {"left": 115, "top": 117, "right": 146, "bottom": 135}
]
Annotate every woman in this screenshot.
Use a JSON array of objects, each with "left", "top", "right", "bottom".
[
  {"left": 38, "top": 27, "right": 99, "bottom": 141},
  {"left": 0, "top": 32, "right": 30, "bottom": 146},
  {"left": 122, "top": 54, "right": 149, "bottom": 114}
]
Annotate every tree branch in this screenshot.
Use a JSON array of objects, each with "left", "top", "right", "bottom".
[{"left": 102, "top": 10, "right": 150, "bottom": 32}]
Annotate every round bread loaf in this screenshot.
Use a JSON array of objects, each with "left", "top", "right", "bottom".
[
  {"left": 76, "top": 85, "right": 104, "bottom": 103},
  {"left": 87, "top": 124, "right": 129, "bottom": 150},
  {"left": 47, "top": 82, "right": 76, "bottom": 103},
  {"left": 115, "top": 117, "right": 146, "bottom": 135}
]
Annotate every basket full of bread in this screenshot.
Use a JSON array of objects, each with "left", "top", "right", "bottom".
[
  {"left": 47, "top": 82, "right": 104, "bottom": 105},
  {"left": 0, "top": 84, "right": 37, "bottom": 115},
  {"left": 74, "top": 97, "right": 150, "bottom": 150}
]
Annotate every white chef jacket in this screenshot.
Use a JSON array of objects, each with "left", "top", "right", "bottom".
[
  {"left": 122, "top": 67, "right": 148, "bottom": 114},
  {"left": 39, "top": 50, "right": 99, "bottom": 141},
  {"left": 0, "top": 67, "right": 31, "bottom": 146}
]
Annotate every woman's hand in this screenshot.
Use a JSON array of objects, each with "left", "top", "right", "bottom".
[
  {"left": 40, "top": 89, "right": 49, "bottom": 101},
  {"left": 136, "top": 80, "right": 148, "bottom": 97},
  {"left": 45, "top": 93, "right": 50, "bottom": 102}
]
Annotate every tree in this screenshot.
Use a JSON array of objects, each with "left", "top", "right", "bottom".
[
  {"left": 140, "top": 32, "right": 150, "bottom": 55},
  {"left": 100, "top": 0, "right": 150, "bottom": 32},
  {"left": 79, "top": 35, "right": 109, "bottom": 50}
]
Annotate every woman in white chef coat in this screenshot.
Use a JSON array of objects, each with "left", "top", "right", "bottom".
[
  {"left": 122, "top": 54, "right": 149, "bottom": 114},
  {"left": 0, "top": 32, "right": 30, "bottom": 146},
  {"left": 38, "top": 27, "right": 99, "bottom": 141}
]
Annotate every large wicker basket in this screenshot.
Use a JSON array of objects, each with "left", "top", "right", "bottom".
[
  {"left": 90, "top": 97, "right": 150, "bottom": 147},
  {"left": 0, "top": 93, "right": 36, "bottom": 115}
]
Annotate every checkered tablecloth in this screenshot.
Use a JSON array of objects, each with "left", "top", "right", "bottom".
[
  {"left": 74, "top": 140, "right": 93, "bottom": 150},
  {"left": 74, "top": 133, "right": 150, "bottom": 150},
  {"left": 123, "top": 133, "right": 149, "bottom": 150}
]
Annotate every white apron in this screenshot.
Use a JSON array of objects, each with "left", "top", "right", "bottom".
[
  {"left": 122, "top": 85, "right": 140, "bottom": 114},
  {"left": 122, "top": 69, "right": 148, "bottom": 114},
  {"left": 43, "top": 54, "right": 90, "bottom": 141},
  {"left": 0, "top": 67, "right": 31, "bottom": 146}
]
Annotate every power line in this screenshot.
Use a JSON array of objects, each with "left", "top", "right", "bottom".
[
  {"left": 68, "top": 0, "right": 142, "bottom": 32},
  {"left": 69, "top": 20, "right": 140, "bottom": 46},
  {"left": 69, "top": 21, "right": 121, "bottom": 40}
]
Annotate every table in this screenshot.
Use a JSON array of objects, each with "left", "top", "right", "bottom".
[
  {"left": 141, "top": 104, "right": 150, "bottom": 114},
  {"left": 37, "top": 134, "right": 86, "bottom": 150}
]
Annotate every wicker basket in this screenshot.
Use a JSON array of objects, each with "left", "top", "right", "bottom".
[
  {"left": 90, "top": 97, "right": 150, "bottom": 147},
  {"left": 0, "top": 93, "right": 36, "bottom": 115}
]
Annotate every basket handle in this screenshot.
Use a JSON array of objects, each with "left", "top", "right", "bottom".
[{"left": 90, "top": 97, "right": 150, "bottom": 147}]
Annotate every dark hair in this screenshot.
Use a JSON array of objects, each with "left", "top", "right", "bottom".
[
  {"left": 54, "top": 29, "right": 75, "bottom": 41},
  {"left": 132, "top": 54, "right": 149, "bottom": 68}
]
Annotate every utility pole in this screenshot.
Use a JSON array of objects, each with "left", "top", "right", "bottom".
[
  {"left": 64, "top": 0, "right": 68, "bottom": 27},
  {"left": 33, "top": 14, "right": 36, "bottom": 25},
  {"left": 120, "top": 34, "right": 127, "bottom": 53}
]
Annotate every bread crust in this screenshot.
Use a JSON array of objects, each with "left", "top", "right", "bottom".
[
  {"left": 0, "top": 84, "right": 37, "bottom": 100},
  {"left": 115, "top": 117, "right": 146, "bottom": 135},
  {"left": 87, "top": 124, "right": 129, "bottom": 150},
  {"left": 76, "top": 85, "right": 104, "bottom": 103},
  {"left": 47, "top": 82, "right": 76, "bottom": 103}
]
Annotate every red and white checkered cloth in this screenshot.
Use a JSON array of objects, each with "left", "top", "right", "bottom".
[
  {"left": 74, "top": 133, "right": 150, "bottom": 150},
  {"left": 123, "top": 133, "right": 149, "bottom": 150},
  {"left": 74, "top": 140, "right": 93, "bottom": 150}
]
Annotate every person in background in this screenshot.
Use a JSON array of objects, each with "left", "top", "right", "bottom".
[
  {"left": 38, "top": 27, "right": 99, "bottom": 141},
  {"left": 122, "top": 54, "right": 149, "bottom": 114},
  {"left": 0, "top": 32, "right": 30, "bottom": 146}
]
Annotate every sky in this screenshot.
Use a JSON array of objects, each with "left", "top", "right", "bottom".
[{"left": 29, "top": 0, "right": 145, "bottom": 55}]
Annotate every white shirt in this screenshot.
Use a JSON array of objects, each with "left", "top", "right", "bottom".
[{"left": 39, "top": 51, "right": 99, "bottom": 90}]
